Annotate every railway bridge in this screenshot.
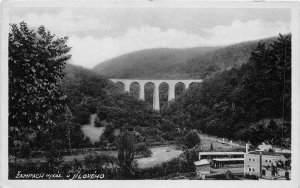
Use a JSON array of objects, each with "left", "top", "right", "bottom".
[{"left": 110, "top": 79, "right": 203, "bottom": 111}]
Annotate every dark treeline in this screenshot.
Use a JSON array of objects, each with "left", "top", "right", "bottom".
[{"left": 163, "top": 34, "right": 291, "bottom": 147}]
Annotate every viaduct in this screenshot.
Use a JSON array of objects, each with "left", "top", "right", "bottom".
[{"left": 110, "top": 79, "right": 203, "bottom": 111}]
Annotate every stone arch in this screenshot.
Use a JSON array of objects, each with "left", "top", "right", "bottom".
[
  {"left": 144, "top": 82, "right": 155, "bottom": 107},
  {"left": 115, "top": 81, "right": 125, "bottom": 91},
  {"left": 188, "top": 82, "right": 195, "bottom": 87},
  {"left": 188, "top": 81, "right": 201, "bottom": 88},
  {"left": 129, "top": 81, "right": 140, "bottom": 99},
  {"left": 159, "top": 82, "right": 169, "bottom": 109},
  {"left": 175, "top": 82, "right": 186, "bottom": 98}
]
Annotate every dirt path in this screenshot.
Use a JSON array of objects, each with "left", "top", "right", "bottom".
[{"left": 137, "top": 145, "right": 183, "bottom": 169}]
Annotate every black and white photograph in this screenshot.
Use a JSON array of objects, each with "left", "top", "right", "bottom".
[{"left": 0, "top": 0, "right": 299, "bottom": 187}]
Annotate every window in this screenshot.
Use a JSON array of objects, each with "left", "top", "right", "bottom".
[
  {"left": 248, "top": 168, "right": 252, "bottom": 171},
  {"left": 252, "top": 168, "right": 255, "bottom": 172}
]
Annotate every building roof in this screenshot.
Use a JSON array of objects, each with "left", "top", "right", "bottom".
[
  {"left": 247, "top": 150, "right": 285, "bottom": 156},
  {"left": 274, "top": 149, "right": 291, "bottom": 154},
  {"left": 199, "top": 152, "right": 245, "bottom": 156},
  {"left": 194, "top": 159, "right": 210, "bottom": 166},
  {"left": 213, "top": 158, "right": 244, "bottom": 162}
]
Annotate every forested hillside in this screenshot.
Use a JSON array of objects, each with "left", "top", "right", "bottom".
[
  {"left": 163, "top": 34, "right": 291, "bottom": 148},
  {"left": 93, "top": 37, "right": 277, "bottom": 79},
  {"left": 93, "top": 47, "right": 217, "bottom": 79},
  {"left": 185, "top": 37, "right": 275, "bottom": 78}
]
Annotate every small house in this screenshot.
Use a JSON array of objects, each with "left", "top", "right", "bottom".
[{"left": 194, "top": 159, "right": 211, "bottom": 175}]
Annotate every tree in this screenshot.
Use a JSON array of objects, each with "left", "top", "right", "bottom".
[
  {"left": 85, "top": 154, "right": 117, "bottom": 170},
  {"left": 9, "top": 22, "right": 71, "bottom": 156},
  {"left": 181, "top": 149, "right": 198, "bottom": 163},
  {"left": 245, "top": 34, "right": 291, "bottom": 120},
  {"left": 135, "top": 143, "right": 152, "bottom": 158},
  {"left": 9, "top": 22, "right": 71, "bottom": 129},
  {"left": 210, "top": 142, "right": 214, "bottom": 151},
  {"left": 117, "top": 130, "right": 136, "bottom": 179},
  {"left": 184, "top": 130, "right": 201, "bottom": 149},
  {"left": 64, "top": 106, "right": 73, "bottom": 153},
  {"left": 102, "top": 121, "right": 116, "bottom": 143}
]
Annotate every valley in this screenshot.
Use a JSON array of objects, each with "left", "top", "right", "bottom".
[{"left": 9, "top": 24, "right": 291, "bottom": 180}]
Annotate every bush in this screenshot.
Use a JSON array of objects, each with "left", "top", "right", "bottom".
[
  {"left": 135, "top": 143, "right": 152, "bottom": 158},
  {"left": 184, "top": 130, "right": 201, "bottom": 149},
  {"left": 94, "top": 117, "right": 103, "bottom": 127}
]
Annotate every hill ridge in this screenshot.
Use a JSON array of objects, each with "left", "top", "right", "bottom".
[{"left": 93, "top": 35, "right": 281, "bottom": 79}]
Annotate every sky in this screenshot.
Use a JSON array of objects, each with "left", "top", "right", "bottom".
[{"left": 9, "top": 7, "right": 291, "bottom": 69}]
